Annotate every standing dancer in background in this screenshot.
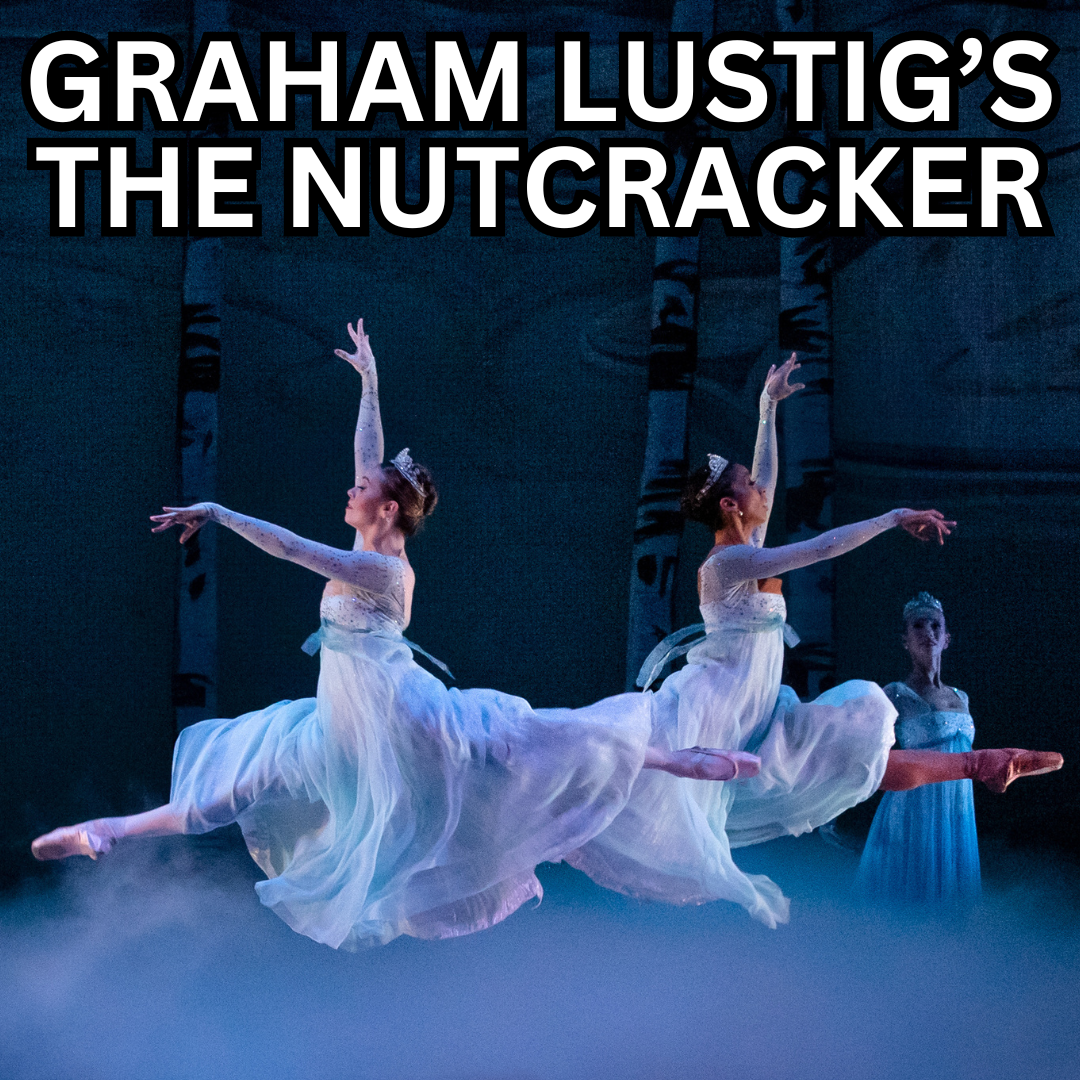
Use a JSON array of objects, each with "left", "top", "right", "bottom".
[
  {"left": 31, "top": 318, "right": 756, "bottom": 950},
  {"left": 566, "top": 355, "right": 1062, "bottom": 928},
  {"left": 856, "top": 594, "right": 981, "bottom": 902}
]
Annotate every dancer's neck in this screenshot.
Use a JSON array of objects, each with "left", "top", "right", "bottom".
[
  {"left": 354, "top": 526, "right": 407, "bottom": 560},
  {"left": 712, "top": 520, "right": 754, "bottom": 547},
  {"left": 906, "top": 659, "right": 945, "bottom": 693}
]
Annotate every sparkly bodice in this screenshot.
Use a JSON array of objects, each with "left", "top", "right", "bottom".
[
  {"left": 319, "top": 554, "right": 406, "bottom": 634},
  {"left": 884, "top": 682, "right": 975, "bottom": 750},
  {"left": 699, "top": 552, "right": 787, "bottom": 632},
  {"left": 700, "top": 590, "right": 787, "bottom": 632}
]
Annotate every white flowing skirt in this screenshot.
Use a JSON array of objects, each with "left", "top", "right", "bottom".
[
  {"left": 567, "top": 631, "right": 896, "bottom": 928},
  {"left": 170, "top": 627, "right": 651, "bottom": 949}
]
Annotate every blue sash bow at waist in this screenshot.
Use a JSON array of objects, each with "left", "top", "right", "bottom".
[
  {"left": 302, "top": 621, "right": 454, "bottom": 680},
  {"left": 635, "top": 615, "right": 799, "bottom": 691}
]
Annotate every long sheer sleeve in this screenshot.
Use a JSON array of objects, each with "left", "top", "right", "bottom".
[
  {"left": 334, "top": 319, "right": 385, "bottom": 554},
  {"left": 354, "top": 367, "right": 383, "bottom": 486},
  {"left": 748, "top": 388, "right": 777, "bottom": 548},
  {"left": 208, "top": 505, "right": 400, "bottom": 593},
  {"left": 714, "top": 511, "right": 900, "bottom": 586}
]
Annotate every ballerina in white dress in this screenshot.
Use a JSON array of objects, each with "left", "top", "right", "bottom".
[
  {"left": 31, "top": 319, "right": 756, "bottom": 950},
  {"left": 566, "top": 355, "right": 1062, "bottom": 928}
]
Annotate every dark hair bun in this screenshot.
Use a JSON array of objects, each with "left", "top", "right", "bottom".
[
  {"left": 681, "top": 459, "right": 738, "bottom": 532},
  {"left": 381, "top": 461, "right": 438, "bottom": 537}
]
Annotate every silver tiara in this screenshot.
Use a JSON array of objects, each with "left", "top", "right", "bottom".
[
  {"left": 903, "top": 591, "right": 943, "bottom": 621},
  {"left": 388, "top": 448, "right": 424, "bottom": 495},
  {"left": 699, "top": 453, "right": 730, "bottom": 496}
]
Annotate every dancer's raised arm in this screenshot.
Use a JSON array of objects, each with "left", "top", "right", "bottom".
[
  {"left": 715, "top": 508, "right": 953, "bottom": 585},
  {"left": 749, "top": 352, "right": 804, "bottom": 547},
  {"left": 335, "top": 318, "right": 383, "bottom": 486},
  {"left": 150, "top": 504, "right": 399, "bottom": 592}
]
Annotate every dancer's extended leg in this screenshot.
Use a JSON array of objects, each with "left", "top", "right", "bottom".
[
  {"left": 32, "top": 746, "right": 763, "bottom": 862},
  {"left": 881, "top": 749, "right": 1063, "bottom": 794},
  {"left": 644, "top": 745, "right": 761, "bottom": 781},
  {"left": 31, "top": 804, "right": 187, "bottom": 861}
]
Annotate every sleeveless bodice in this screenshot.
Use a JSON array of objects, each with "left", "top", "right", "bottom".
[{"left": 885, "top": 682, "right": 974, "bottom": 751}]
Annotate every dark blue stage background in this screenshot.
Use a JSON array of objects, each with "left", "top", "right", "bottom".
[{"left": 2, "top": 2, "right": 1079, "bottom": 1077}]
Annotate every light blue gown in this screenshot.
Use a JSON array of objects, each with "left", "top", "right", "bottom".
[{"left": 856, "top": 682, "right": 981, "bottom": 901}]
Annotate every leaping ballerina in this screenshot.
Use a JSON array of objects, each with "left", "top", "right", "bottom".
[
  {"left": 31, "top": 318, "right": 758, "bottom": 950},
  {"left": 564, "top": 354, "right": 1063, "bottom": 927}
]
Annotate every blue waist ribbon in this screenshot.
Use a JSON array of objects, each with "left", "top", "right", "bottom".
[
  {"left": 635, "top": 615, "right": 799, "bottom": 691},
  {"left": 302, "top": 621, "right": 454, "bottom": 680}
]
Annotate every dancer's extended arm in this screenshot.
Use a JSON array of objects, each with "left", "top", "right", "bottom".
[
  {"left": 334, "top": 318, "right": 383, "bottom": 487},
  {"left": 749, "top": 353, "right": 804, "bottom": 547},
  {"left": 151, "top": 504, "right": 398, "bottom": 591},
  {"left": 716, "top": 508, "right": 954, "bottom": 584},
  {"left": 335, "top": 318, "right": 382, "bottom": 552}
]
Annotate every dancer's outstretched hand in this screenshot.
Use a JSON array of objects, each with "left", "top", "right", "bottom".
[
  {"left": 335, "top": 317, "right": 375, "bottom": 376},
  {"left": 764, "top": 352, "right": 805, "bottom": 401},
  {"left": 895, "top": 508, "right": 955, "bottom": 544},
  {"left": 150, "top": 504, "right": 217, "bottom": 543}
]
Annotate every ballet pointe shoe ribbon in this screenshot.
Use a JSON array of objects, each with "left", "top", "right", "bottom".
[
  {"left": 670, "top": 747, "right": 762, "bottom": 782},
  {"left": 31, "top": 823, "right": 115, "bottom": 861},
  {"left": 968, "top": 749, "right": 1064, "bottom": 794}
]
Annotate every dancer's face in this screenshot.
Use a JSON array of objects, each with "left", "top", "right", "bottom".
[
  {"left": 726, "top": 464, "right": 769, "bottom": 527},
  {"left": 903, "top": 610, "right": 950, "bottom": 666},
  {"left": 346, "top": 470, "right": 395, "bottom": 530}
]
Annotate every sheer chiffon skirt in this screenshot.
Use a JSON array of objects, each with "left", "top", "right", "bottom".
[
  {"left": 170, "top": 627, "right": 651, "bottom": 949},
  {"left": 567, "top": 633, "right": 896, "bottom": 928}
]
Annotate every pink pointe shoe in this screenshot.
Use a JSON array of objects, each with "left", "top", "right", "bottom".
[
  {"left": 969, "top": 749, "right": 1064, "bottom": 794},
  {"left": 671, "top": 747, "right": 762, "bottom": 782},
  {"left": 31, "top": 823, "right": 114, "bottom": 861}
]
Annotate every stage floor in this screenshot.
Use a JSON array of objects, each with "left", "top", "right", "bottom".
[{"left": 3, "top": 831, "right": 1077, "bottom": 1080}]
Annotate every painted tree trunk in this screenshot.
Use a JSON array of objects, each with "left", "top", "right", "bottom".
[
  {"left": 174, "top": 1, "right": 228, "bottom": 731},
  {"left": 175, "top": 238, "right": 222, "bottom": 731},
  {"left": 624, "top": 0, "right": 713, "bottom": 690},
  {"left": 625, "top": 236, "right": 701, "bottom": 691},
  {"left": 776, "top": 0, "right": 835, "bottom": 700}
]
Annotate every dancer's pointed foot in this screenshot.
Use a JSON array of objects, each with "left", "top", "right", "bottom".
[
  {"left": 31, "top": 823, "right": 114, "bottom": 861},
  {"left": 668, "top": 747, "right": 761, "bottom": 781},
  {"left": 968, "top": 749, "right": 1064, "bottom": 794}
]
